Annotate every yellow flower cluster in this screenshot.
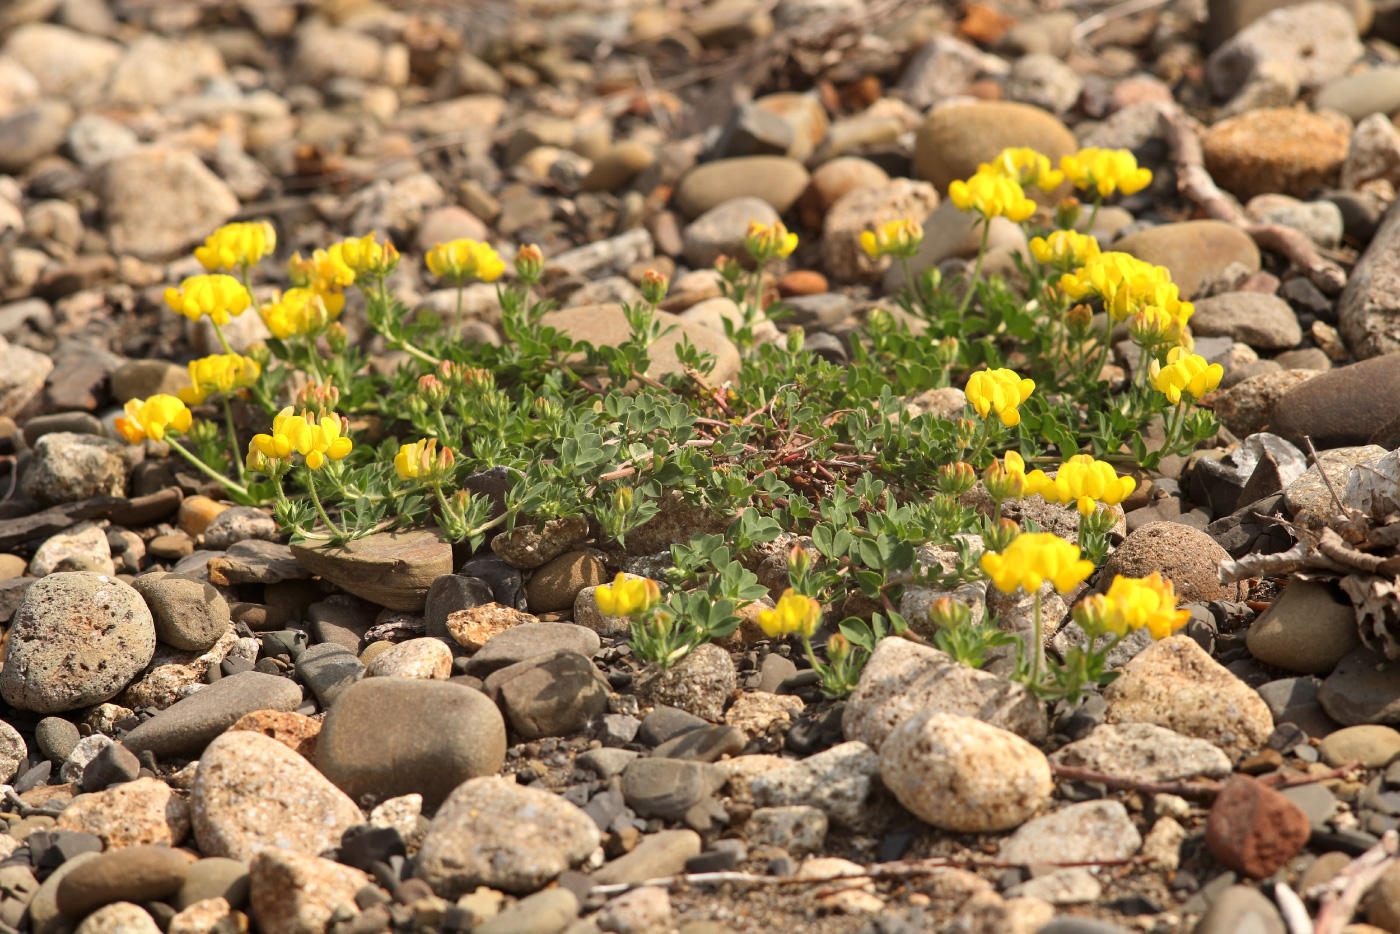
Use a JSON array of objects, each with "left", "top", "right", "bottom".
[
  {"left": 979, "top": 147, "right": 1065, "bottom": 192},
  {"left": 1025, "top": 454, "right": 1136, "bottom": 517},
  {"left": 1076, "top": 572, "right": 1189, "bottom": 640},
  {"left": 248, "top": 407, "right": 353, "bottom": 470},
  {"left": 164, "top": 275, "right": 251, "bottom": 325},
  {"left": 260, "top": 287, "right": 345, "bottom": 339},
  {"left": 178, "top": 354, "right": 262, "bottom": 406},
  {"left": 426, "top": 239, "right": 506, "bottom": 283},
  {"left": 195, "top": 222, "right": 276, "bottom": 272},
  {"left": 291, "top": 245, "right": 356, "bottom": 291},
  {"left": 744, "top": 220, "right": 798, "bottom": 262},
  {"left": 1150, "top": 347, "right": 1223, "bottom": 404},
  {"left": 980, "top": 531, "right": 1095, "bottom": 595},
  {"left": 116, "top": 395, "right": 193, "bottom": 444},
  {"left": 1060, "top": 148, "right": 1152, "bottom": 198},
  {"left": 965, "top": 368, "right": 1036, "bottom": 428},
  {"left": 758, "top": 588, "right": 821, "bottom": 638},
  {"left": 338, "top": 232, "right": 400, "bottom": 281},
  {"left": 860, "top": 219, "right": 923, "bottom": 259},
  {"left": 948, "top": 173, "right": 1036, "bottom": 222},
  {"left": 595, "top": 572, "right": 662, "bottom": 618},
  {"left": 394, "top": 437, "right": 455, "bottom": 483},
  {"left": 1059, "top": 251, "right": 1193, "bottom": 338},
  {"left": 985, "top": 450, "right": 1030, "bottom": 502},
  {"left": 1029, "top": 230, "right": 1100, "bottom": 269}
]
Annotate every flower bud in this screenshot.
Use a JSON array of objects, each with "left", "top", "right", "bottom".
[
  {"left": 1072, "top": 593, "right": 1114, "bottom": 638},
  {"left": 937, "top": 462, "right": 977, "bottom": 496},
  {"left": 919, "top": 265, "right": 942, "bottom": 297},
  {"left": 787, "top": 543, "right": 813, "bottom": 579},
  {"left": 326, "top": 321, "right": 348, "bottom": 353},
  {"left": 827, "top": 632, "right": 850, "bottom": 664},
  {"left": 953, "top": 418, "right": 978, "bottom": 449},
  {"left": 928, "top": 596, "right": 971, "bottom": 630},
  {"left": 1055, "top": 197, "right": 1083, "bottom": 231},
  {"left": 639, "top": 269, "right": 669, "bottom": 305},
  {"left": 786, "top": 327, "right": 805, "bottom": 354},
  {"left": 613, "top": 486, "right": 634, "bottom": 515},
  {"left": 515, "top": 244, "right": 544, "bottom": 282},
  {"left": 983, "top": 460, "right": 1027, "bottom": 503},
  {"left": 246, "top": 343, "right": 271, "bottom": 367},
  {"left": 1065, "top": 303, "right": 1094, "bottom": 339},
  {"left": 983, "top": 517, "right": 1022, "bottom": 554},
  {"left": 714, "top": 254, "right": 743, "bottom": 282},
  {"left": 418, "top": 374, "right": 449, "bottom": 408}
]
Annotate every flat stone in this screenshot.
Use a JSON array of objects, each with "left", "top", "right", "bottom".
[
  {"left": 1273, "top": 356, "right": 1400, "bottom": 447},
  {"left": 1246, "top": 580, "right": 1360, "bottom": 675},
  {"left": 673, "top": 156, "right": 810, "bottom": 218},
  {"left": 123, "top": 671, "right": 303, "bottom": 759},
  {"left": 1050, "top": 723, "right": 1234, "bottom": 782},
  {"left": 622, "top": 758, "right": 726, "bottom": 821},
  {"left": 842, "top": 639, "right": 1047, "bottom": 750},
  {"left": 1321, "top": 647, "right": 1400, "bottom": 725},
  {"left": 1196, "top": 885, "right": 1287, "bottom": 934},
  {"left": 190, "top": 731, "right": 362, "bottom": 861},
  {"left": 999, "top": 800, "right": 1143, "bottom": 865},
  {"left": 489, "top": 516, "right": 589, "bottom": 570},
  {"left": 1284, "top": 446, "right": 1387, "bottom": 529},
  {"left": 206, "top": 541, "right": 309, "bottom": 587},
  {"left": 881, "top": 713, "right": 1053, "bottom": 834},
  {"left": 1191, "top": 292, "right": 1303, "bottom": 350},
  {"left": 485, "top": 650, "right": 610, "bottom": 740},
  {"left": 591, "top": 830, "right": 702, "bottom": 885},
  {"left": 445, "top": 603, "right": 534, "bottom": 651},
  {"left": 1206, "top": 775, "right": 1311, "bottom": 878},
  {"left": 56, "top": 845, "right": 190, "bottom": 917},
  {"left": 99, "top": 147, "right": 239, "bottom": 261},
  {"left": 475, "top": 888, "right": 578, "bottom": 934},
  {"left": 1112, "top": 220, "right": 1262, "bottom": 299},
  {"left": 295, "top": 643, "right": 364, "bottom": 709},
  {"left": 316, "top": 677, "right": 506, "bottom": 810},
  {"left": 414, "top": 776, "right": 600, "bottom": 897},
  {"left": 751, "top": 741, "right": 882, "bottom": 829},
  {"left": 290, "top": 530, "right": 453, "bottom": 613},
  {"left": 1318, "top": 724, "right": 1400, "bottom": 768},
  {"left": 465, "top": 623, "right": 600, "bottom": 677}
]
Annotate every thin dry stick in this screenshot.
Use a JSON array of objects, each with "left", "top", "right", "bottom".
[
  {"left": 1157, "top": 105, "right": 1348, "bottom": 295},
  {"left": 1048, "top": 761, "right": 1361, "bottom": 802},
  {"left": 1311, "top": 829, "right": 1399, "bottom": 934}
]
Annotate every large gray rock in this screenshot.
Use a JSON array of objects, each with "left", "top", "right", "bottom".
[
  {"left": 1207, "top": 0, "right": 1363, "bottom": 99},
  {"left": 317, "top": 678, "right": 506, "bottom": 809},
  {"left": 1, "top": 574, "right": 155, "bottom": 713},
  {"left": 99, "top": 147, "right": 240, "bottom": 261},
  {"left": 21, "top": 432, "right": 129, "bottom": 505},
  {"left": 415, "top": 777, "right": 600, "bottom": 897},
  {"left": 841, "top": 638, "right": 1047, "bottom": 750},
  {"left": 122, "top": 671, "right": 303, "bottom": 759}
]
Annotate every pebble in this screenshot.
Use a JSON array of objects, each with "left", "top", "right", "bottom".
[
  {"left": 912, "top": 101, "right": 1077, "bottom": 191},
  {"left": 1207, "top": 1, "right": 1363, "bottom": 98},
  {"left": 490, "top": 516, "right": 589, "bottom": 569},
  {"left": 622, "top": 757, "right": 726, "bottom": 821},
  {"left": 289, "top": 530, "right": 454, "bottom": 613},
  {"left": 1103, "top": 636, "right": 1274, "bottom": 758},
  {"left": 30, "top": 522, "right": 117, "bottom": 577},
  {"left": 1274, "top": 355, "right": 1400, "bottom": 449},
  {"left": 1004, "top": 54, "right": 1084, "bottom": 115},
  {"left": 465, "top": 622, "right": 600, "bottom": 676},
  {"left": 1000, "top": 800, "right": 1142, "bottom": 865},
  {"left": 1004, "top": 867, "right": 1103, "bottom": 905},
  {"left": 171, "top": 858, "right": 249, "bottom": 911},
  {"left": 821, "top": 178, "right": 940, "bottom": 284},
  {"left": 1246, "top": 580, "right": 1361, "bottom": 675},
  {"left": 1319, "top": 724, "right": 1400, "bottom": 768},
  {"left": 592, "top": 830, "right": 702, "bottom": 885},
  {"left": 1101, "top": 522, "right": 1244, "bottom": 603},
  {"left": 167, "top": 897, "right": 245, "bottom": 934},
  {"left": 1321, "top": 647, "right": 1400, "bottom": 725},
  {"left": 190, "top": 731, "right": 362, "bottom": 861},
  {"left": 22, "top": 432, "right": 129, "bottom": 505},
  {"left": 881, "top": 713, "right": 1052, "bottom": 833},
  {"left": 1196, "top": 885, "right": 1287, "bottom": 934},
  {"left": 99, "top": 147, "right": 239, "bottom": 261},
  {"left": 1190, "top": 292, "right": 1303, "bottom": 350},
  {"left": 1112, "top": 220, "right": 1261, "bottom": 299},
  {"left": 132, "top": 573, "right": 232, "bottom": 652},
  {"left": 414, "top": 776, "right": 601, "bottom": 897},
  {"left": 1206, "top": 775, "right": 1311, "bottom": 878},
  {"left": 1050, "top": 722, "right": 1233, "bottom": 781},
  {"left": 423, "top": 575, "right": 495, "bottom": 642},
  {"left": 364, "top": 638, "right": 452, "bottom": 680},
  {"left": 523, "top": 550, "right": 608, "bottom": 612},
  {"left": 745, "top": 806, "right": 828, "bottom": 854},
  {"left": 444, "top": 603, "right": 533, "bottom": 651},
  {"left": 227, "top": 710, "right": 320, "bottom": 759},
  {"left": 802, "top": 157, "right": 890, "bottom": 225},
  {"left": 124, "top": 671, "right": 303, "bottom": 759},
  {"left": 635, "top": 644, "right": 736, "bottom": 722},
  {"left": 36, "top": 717, "right": 81, "bottom": 764},
  {"left": 682, "top": 196, "right": 780, "bottom": 269},
  {"left": 1283, "top": 445, "right": 1388, "bottom": 528},
  {"left": 673, "top": 156, "right": 811, "bottom": 218},
  {"left": 842, "top": 638, "right": 1048, "bottom": 750},
  {"left": 56, "top": 845, "right": 191, "bottom": 918},
  {"left": 74, "top": 903, "right": 161, "bottom": 934},
  {"left": 1202, "top": 108, "right": 1350, "bottom": 200},
  {"left": 1, "top": 573, "right": 155, "bottom": 713},
  {"left": 201, "top": 508, "right": 278, "bottom": 550},
  {"left": 486, "top": 650, "right": 610, "bottom": 740},
  {"left": 295, "top": 643, "right": 365, "bottom": 708},
  {"left": 247, "top": 849, "right": 368, "bottom": 934},
  {"left": 55, "top": 777, "right": 191, "bottom": 849},
  {"left": 317, "top": 677, "right": 506, "bottom": 809}
]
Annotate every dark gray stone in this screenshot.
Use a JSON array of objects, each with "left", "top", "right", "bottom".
[
  {"left": 458, "top": 556, "right": 526, "bottom": 610},
  {"left": 295, "top": 643, "right": 364, "bottom": 708},
  {"left": 35, "top": 717, "right": 80, "bottom": 763},
  {"left": 122, "top": 671, "right": 302, "bottom": 759},
  {"left": 424, "top": 575, "right": 495, "bottom": 642},
  {"left": 307, "top": 600, "right": 374, "bottom": 653},
  {"left": 484, "top": 651, "right": 610, "bottom": 740},
  {"left": 80, "top": 742, "right": 140, "bottom": 792},
  {"left": 132, "top": 572, "right": 231, "bottom": 651},
  {"left": 464, "top": 623, "right": 600, "bottom": 677},
  {"left": 620, "top": 757, "right": 724, "bottom": 820},
  {"left": 652, "top": 725, "right": 745, "bottom": 762},
  {"left": 637, "top": 706, "right": 707, "bottom": 746}
]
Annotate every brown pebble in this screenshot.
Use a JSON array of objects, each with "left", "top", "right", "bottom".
[
  {"left": 777, "top": 270, "right": 828, "bottom": 297},
  {"left": 1237, "top": 749, "right": 1284, "bottom": 776}
]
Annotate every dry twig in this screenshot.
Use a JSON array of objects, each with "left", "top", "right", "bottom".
[
  {"left": 1157, "top": 106, "right": 1348, "bottom": 295},
  {"left": 1310, "top": 829, "right": 1399, "bottom": 934}
]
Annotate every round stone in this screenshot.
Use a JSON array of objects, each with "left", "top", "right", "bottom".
[
  {"left": 316, "top": 677, "right": 506, "bottom": 810},
  {"left": 1202, "top": 108, "right": 1350, "bottom": 201},
  {"left": 364, "top": 638, "right": 452, "bottom": 680},
  {"left": 36, "top": 717, "right": 81, "bottom": 764},
  {"left": 1100, "top": 522, "right": 1245, "bottom": 604},
  {"left": 131, "top": 572, "right": 231, "bottom": 652},
  {"left": 879, "top": 712, "right": 1053, "bottom": 833},
  {"left": 73, "top": 903, "right": 160, "bottom": 934},
  {"left": 20, "top": 432, "right": 129, "bottom": 505},
  {"left": 57, "top": 845, "right": 190, "bottom": 918},
  {"left": 1245, "top": 580, "right": 1361, "bottom": 675},
  {"left": 1317, "top": 724, "right": 1400, "bottom": 768},
  {"left": 673, "top": 156, "right": 811, "bottom": 219},
  {"left": 913, "top": 101, "right": 1077, "bottom": 192},
  {"left": 636, "top": 643, "right": 737, "bottom": 722},
  {"left": 1112, "top": 220, "right": 1261, "bottom": 299},
  {"left": 524, "top": 550, "right": 608, "bottom": 613},
  {"left": 1, "top": 574, "right": 156, "bottom": 713},
  {"left": 191, "top": 731, "right": 362, "bottom": 861}
]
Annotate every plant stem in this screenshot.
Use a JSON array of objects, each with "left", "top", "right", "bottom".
[
  {"left": 1086, "top": 195, "right": 1103, "bottom": 233},
  {"left": 900, "top": 255, "right": 921, "bottom": 312},
  {"left": 955, "top": 220, "right": 992, "bottom": 317},
  {"left": 453, "top": 281, "right": 463, "bottom": 341},
  {"left": 1032, "top": 589, "right": 1044, "bottom": 688},
  {"left": 211, "top": 320, "right": 235, "bottom": 356},
  {"left": 221, "top": 396, "right": 244, "bottom": 481},
  {"left": 305, "top": 469, "right": 346, "bottom": 538},
  {"left": 435, "top": 408, "right": 452, "bottom": 443},
  {"left": 166, "top": 438, "right": 250, "bottom": 497}
]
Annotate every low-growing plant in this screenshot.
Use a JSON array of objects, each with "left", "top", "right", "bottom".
[{"left": 117, "top": 144, "right": 1221, "bottom": 697}]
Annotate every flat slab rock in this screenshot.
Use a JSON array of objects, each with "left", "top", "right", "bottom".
[{"left": 290, "top": 529, "right": 453, "bottom": 612}]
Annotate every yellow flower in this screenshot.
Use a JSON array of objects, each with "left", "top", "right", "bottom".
[
  {"left": 251, "top": 407, "right": 352, "bottom": 469},
  {"left": 1101, "top": 572, "right": 1190, "bottom": 640},
  {"left": 594, "top": 572, "right": 662, "bottom": 618},
  {"left": 394, "top": 438, "right": 454, "bottom": 483},
  {"left": 1127, "top": 306, "right": 1178, "bottom": 347},
  {"left": 979, "top": 531, "right": 1094, "bottom": 595},
  {"left": 178, "top": 354, "right": 262, "bottom": 405},
  {"left": 1057, "top": 252, "right": 1188, "bottom": 323},
  {"left": 743, "top": 220, "right": 798, "bottom": 262},
  {"left": 337, "top": 233, "right": 400, "bottom": 280},
  {"left": 757, "top": 588, "right": 822, "bottom": 638},
  {"left": 115, "top": 395, "right": 193, "bottom": 444},
  {"left": 978, "top": 147, "right": 1065, "bottom": 192},
  {"left": 965, "top": 368, "right": 1035, "bottom": 428},
  {"left": 291, "top": 247, "right": 356, "bottom": 291},
  {"left": 194, "top": 221, "right": 276, "bottom": 272},
  {"left": 1029, "top": 230, "right": 1100, "bottom": 269},
  {"left": 860, "top": 219, "right": 924, "bottom": 259},
  {"left": 1150, "top": 347, "right": 1223, "bottom": 405},
  {"left": 948, "top": 173, "right": 1036, "bottom": 223},
  {"left": 1060, "top": 148, "right": 1153, "bottom": 198},
  {"left": 1026, "top": 454, "right": 1136, "bottom": 517},
  {"left": 163, "top": 275, "right": 252, "bottom": 325},
  {"left": 984, "top": 451, "right": 1029, "bottom": 502},
  {"left": 426, "top": 239, "right": 506, "bottom": 283},
  {"left": 259, "top": 287, "right": 345, "bottom": 339}
]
